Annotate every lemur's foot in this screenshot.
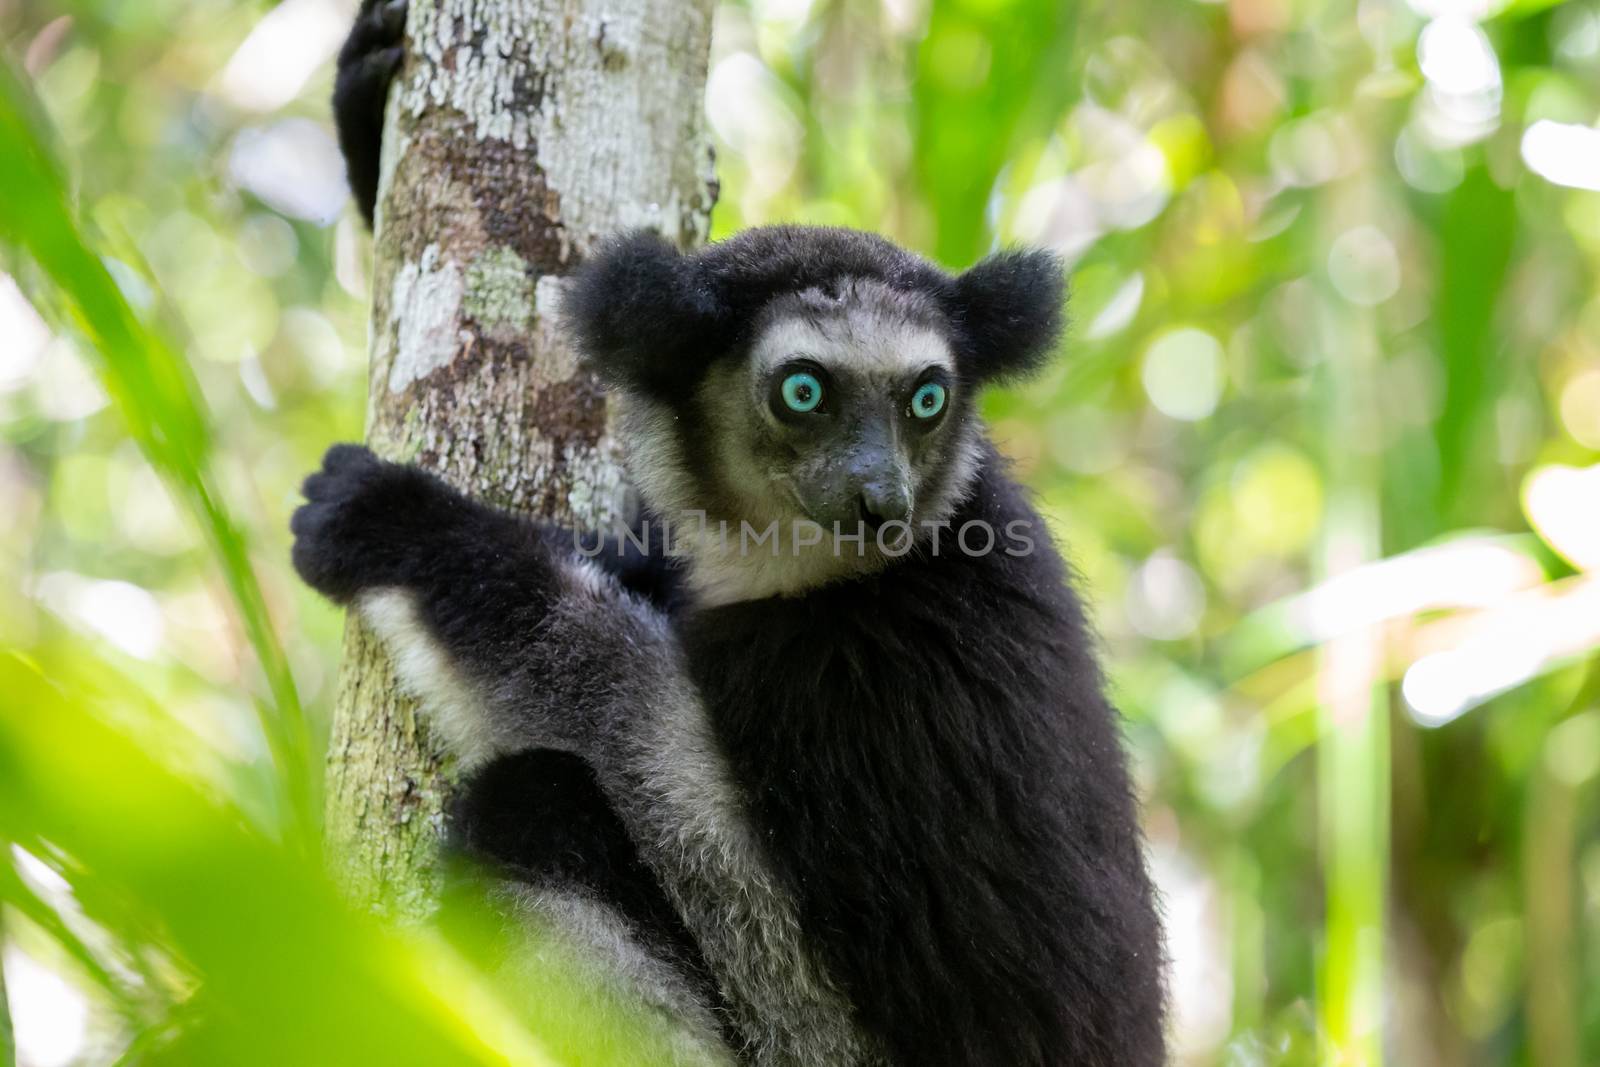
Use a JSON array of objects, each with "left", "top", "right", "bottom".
[
  {"left": 349, "top": 0, "right": 408, "bottom": 49},
  {"left": 291, "top": 443, "right": 450, "bottom": 603},
  {"left": 333, "top": 0, "right": 409, "bottom": 225}
]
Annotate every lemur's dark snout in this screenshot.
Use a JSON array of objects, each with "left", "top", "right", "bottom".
[{"left": 858, "top": 481, "right": 911, "bottom": 530}]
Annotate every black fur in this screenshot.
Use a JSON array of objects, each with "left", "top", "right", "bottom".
[
  {"left": 449, "top": 751, "right": 691, "bottom": 953},
  {"left": 565, "top": 227, "right": 1065, "bottom": 399},
  {"left": 333, "top": 0, "right": 407, "bottom": 225},
  {"left": 295, "top": 224, "right": 1163, "bottom": 1066},
  {"left": 292, "top": 445, "right": 677, "bottom": 611},
  {"left": 296, "top": 440, "right": 1168, "bottom": 1065},
  {"left": 291, "top": 444, "right": 556, "bottom": 607},
  {"left": 578, "top": 519, "right": 689, "bottom": 612},
  {"left": 448, "top": 750, "right": 724, "bottom": 1010},
  {"left": 685, "top": 451, "right": 1165, "bottom": 1065},
  {"left": 560, "top": 232, "right": 714, "bottom": 402},
  {"left": 948, "top": 248, "right": 1067, "bottom": 382},
  {"left": 295, "top": 449, "right": 714, "bottom": 991}
]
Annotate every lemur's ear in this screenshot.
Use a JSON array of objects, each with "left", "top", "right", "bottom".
[
  {"left": 949, "top": 249, "right": 1066, "bottom": 384},
  {"left": 563, "top": 230, "right": 712, "bottom": 398}
]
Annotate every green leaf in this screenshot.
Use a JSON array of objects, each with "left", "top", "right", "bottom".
[
  {"left": 1432, "top": 166, "right": 1516, "bottom": 530},
  {"left": 0, "top": 653, "right": 554, "bottom": 1067}
]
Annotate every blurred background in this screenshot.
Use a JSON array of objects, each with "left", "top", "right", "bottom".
[{"left": 1, "top": 0, "right": 1598, "bottom": 1064}]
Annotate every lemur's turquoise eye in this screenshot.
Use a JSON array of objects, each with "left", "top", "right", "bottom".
[
  {"left": 910, "top": 381, "right": 947, "bottom": 419},
  {"left": 781, "top": 372, "right": 824, "bottom": 413}
]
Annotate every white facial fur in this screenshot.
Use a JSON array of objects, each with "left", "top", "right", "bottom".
[{"left": 748, "top": 285, "right": 955, "bottom": 382}]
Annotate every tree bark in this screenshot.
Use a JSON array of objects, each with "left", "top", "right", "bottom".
[{"left": 324, "top": 0, "right": 717, "bottom": 918}]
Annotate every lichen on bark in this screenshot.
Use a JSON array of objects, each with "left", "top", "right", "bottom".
[{"left": 324, "top": 0, "right": 717, "bottom": 918}]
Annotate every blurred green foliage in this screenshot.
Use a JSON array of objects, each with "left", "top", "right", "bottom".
[
  {"left": 1, "top": 0, "right": 1599, "bottom": 1064},
  {"left": 0, "top": 57, "right": 314, "bottom": 844}
]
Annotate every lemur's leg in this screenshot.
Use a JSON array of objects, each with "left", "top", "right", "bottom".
[
  {"left": 445, "top": 751, "right": 736, "bottom": 1065},
  {"left": 292, "top": 445, "right": 872, "bottom": 1066},
  {"left": 333, "top": 0, "right": 407, "bottom": 225},
  {"left": 476, "top": 879, "right": 736, "bottom": 1067},
  {"left": 448, "top": 749, "right": 714, "bottom": 991}
]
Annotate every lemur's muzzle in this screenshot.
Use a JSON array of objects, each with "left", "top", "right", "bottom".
[{"left": 857, "top": 478, "right": 912, "bottom": 530}]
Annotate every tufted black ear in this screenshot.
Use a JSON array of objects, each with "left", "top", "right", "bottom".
[
  {"left": 562, "top": 230, "right": 716, "bottom": 399},
  {"left": 948, "top": 249, "right": 1066, "bottom": 384}
]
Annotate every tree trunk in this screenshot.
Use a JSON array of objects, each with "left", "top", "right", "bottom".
[{"left": 324, "top": 0, "right": 717, "bottom": 918}]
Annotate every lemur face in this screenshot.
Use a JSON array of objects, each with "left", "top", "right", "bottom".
[
  {"left": 694, "top": 279, "right": 977, "bottom": 535},
  {"left": 565, "top": 225, "right": 1065, "bottom": 594}
]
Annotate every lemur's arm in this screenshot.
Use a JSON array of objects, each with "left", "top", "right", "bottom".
[
  {"left": 291, "top": 444, "right": 670, "bottom": 755},
  {"left": 292, "top": 445, "right": 868, "bottom": 1063},
  {"left": 294, "top": 441, "right": 677, "bottom": 605},
  {"left": 333, "top": 0, "right": 408, "bottom": 225}
]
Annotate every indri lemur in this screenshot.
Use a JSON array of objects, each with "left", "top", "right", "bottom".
[{"left": 300, "top": 3, "right": 1168, "bottom": 1063}]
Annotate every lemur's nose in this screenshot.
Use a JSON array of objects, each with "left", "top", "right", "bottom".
[{"left": 858, "top": 482, "right": 911, "bottom": 530}]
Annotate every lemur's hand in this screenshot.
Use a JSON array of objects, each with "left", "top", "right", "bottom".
[
  {"left": 291, "top": 443, "right": 455, "bottom": 604},
  {"left": 334, "top": 0, "right": 408, "bottom": 226}
]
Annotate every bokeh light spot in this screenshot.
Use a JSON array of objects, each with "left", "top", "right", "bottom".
[{"left": 1142, "top": 327, "right": 1224, "bottom": 421}]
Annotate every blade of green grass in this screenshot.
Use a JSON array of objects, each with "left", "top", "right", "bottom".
[
  {"left": 0, "top": 899, "right": 12, "bottom": 1067},
  {"left": 1432, "top": 167, "right": 1515, "bottom": 531},
  {"left": 0, "top": 60, "right": 314, "bottom": 846},
  {"left": 1314, "top": 279, "right": 1386, "bottom": 1067}
]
